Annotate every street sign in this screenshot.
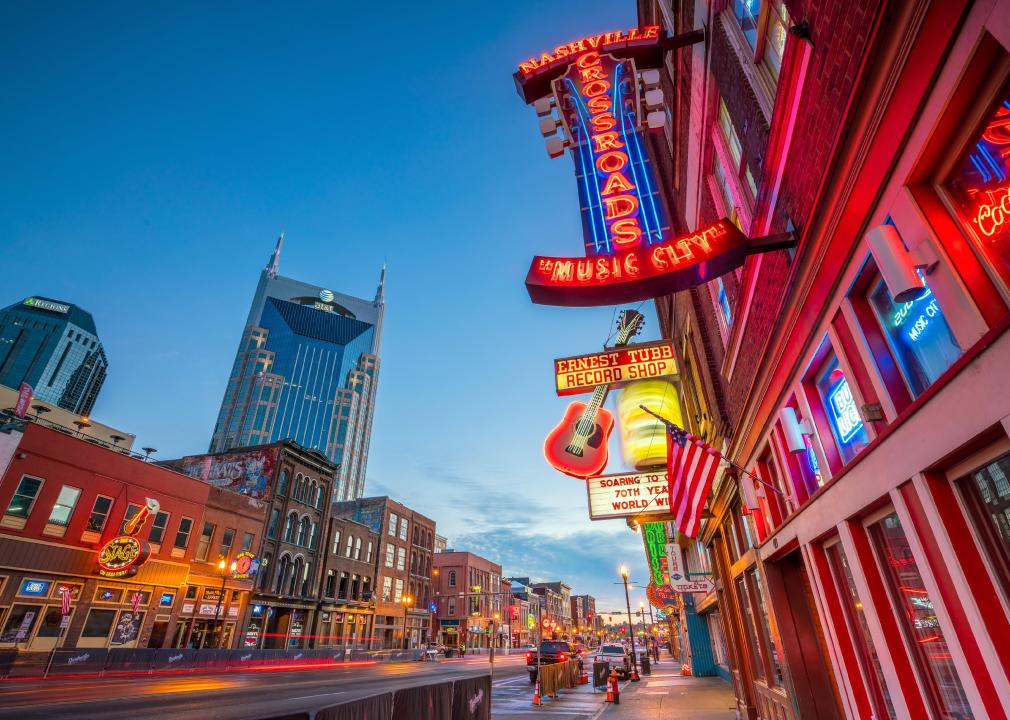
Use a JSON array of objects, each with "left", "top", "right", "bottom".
[{"left": 669, "top": 578, "right": 716, "bottom": 594}]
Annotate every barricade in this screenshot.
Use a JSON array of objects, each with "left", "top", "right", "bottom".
[
  {"left": 0, "top": 650, "right": 18, "bottom": 679},
  {"left": 537, "top": 659, "right": 580, "bottom": 698},
  {"left": 105, "top": 648, "right": 156, "bottom": 672},
  {"left": 152, "top": 647, "right": 197, "bottom": 672},
  {"left": 392, "top": 679, "right": 452, "bottom": 720},
  {"left": 47, "top": 649, "right": 108, "bottom": 676},
  {"left": 316, "top": 691, "right": 393, "bottom": 720},
  {"left": 592, "top": 660, "right": 610, "bottom": 688},
  {"left": 451, "top": 674, "right": 491, "bottom": 720},
  {"left": 227, "top": 648, "right": 265, "bottom": 669},
  {"left": 193, "top": 648, "right": 231, "bottom": 669}
]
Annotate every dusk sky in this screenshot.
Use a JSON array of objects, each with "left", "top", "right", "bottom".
[{"left": 2, "top": 1, "right": 658, "bottom": 615}]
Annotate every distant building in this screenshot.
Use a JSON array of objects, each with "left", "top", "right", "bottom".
[
  {"left": 209, "top": 236, "right": 385, "bottom": 501},
  {"left": 434, "top": 534, "right": 447, "bottom": 553},
  {"left": 432, "top": 551, "right": 504, "bottom": 650},
  {"left": 0, "top": 296, "right": 108, "bottom": 415},
  {"left": 531, "top": 581, "right": 572, "bottom": 635},
  {"left": 571, "top": 594, "right": 597, "bottom": 637}
]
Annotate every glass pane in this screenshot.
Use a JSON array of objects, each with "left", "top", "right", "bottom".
[
  {"left": 47, "top": 486, "right": 81, "bottom": 526},
  {"left": 750, "top": 568, "right": 783, "bottom": 686},
  {"left": 763, "top": 0, "right": 789, "bottom": 81},
  {"left": 733, "top": 0, "right": 760, "bottom": 49},
  {"left": 736, "top": 576, "right": 765, "bottom": 680},
  {"left": 0, "top": 604, "right": 42, "bottom": 642},
  {"left": 869, "top": 513, "right": 974, "bottom": 718},
  {"left": 962, "top": 453, "right": 1010, "bottom": 605},
  {"left": 36, "top": 607, "right": 65, "bottom": 638},
  {"left": 826, "top": 544, "right": 896, "bottom": 719},
  {"left": 869, "top": 278, "right": 961, "bottom": 396},
  {"left": 816, "top": 358, "right": 870, "bottom": 462},
  {"left": 945, "top": 85, "right": 1010, "bottom": 287},
  {"left": 82, "top": 609, "right": 117, "bottom": 638}
]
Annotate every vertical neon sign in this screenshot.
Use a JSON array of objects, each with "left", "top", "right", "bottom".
[{"left": 827, "top": 377, "right": 862, "bottom": 445}]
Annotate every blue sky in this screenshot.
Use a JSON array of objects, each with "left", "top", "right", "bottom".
[{"left": 1, "top": 1, "right": 659, "bottom": 613}]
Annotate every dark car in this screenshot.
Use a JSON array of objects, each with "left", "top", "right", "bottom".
[{"left": 526, "top": 640, "right": 578, "bottom": 683}]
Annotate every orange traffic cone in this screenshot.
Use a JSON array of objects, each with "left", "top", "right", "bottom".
[
  {"left": 533, "top": 681, "right": 541, "bottom": 706},
  {"left": 578, "top": 665, "right": 589, "bottom": 685},
  {"left": 631, "top": 666, "right": 640, "bottom": 682},
  {"left": 609, "top": 670, "right": 620, "bottom": 705},
  {"left": 681, "top": 663, "right": 692, "bottom": 676}
]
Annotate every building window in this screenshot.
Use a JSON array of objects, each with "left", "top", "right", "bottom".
[
  {"left": 732, "top": 0, "right": 760, "bottom": 50},
  {"left": 399, "top": 519, "right": 408, "bottom": 541},
  {"left": 276, "top": 470, "right": 289, "bottom": 496},
  {"left": 736, "top": 576, "right": 765, "bottom": 680},
  {"left": 397, "top": 547, "right": 406, "bottom": 571},
  {"left": 394, "top": 579, "right": 403, "bottom": 603},
  {"left": 332, "top": 529, "right": 342, "bottom": 555},
  {"left": 825, "top": 542, "right": 896, "bottom": 719},
  {"left": 81, "top": 609, "right": 116, "bottom": 639},
  {"left": 448, "top": 570, "right": 456, "bottom": 587},
  {"left": 242, "top": 532, "right": 254, "bottom": 552},
  {"left": 46, "top": 486, "right": 81, "bottom": 527},
  {"left": 345, "top": 534, "right": 354, "bottom": 558},
  {"left": 762, "top": 0, "right": 789, "bottom": 82},
  {"left": 87, "top": 496, "right": 113, "bottom": 533},
  {"left": 945, "top": 85, "right": 1010, "bottom": 288},
  {"left": 366, "top": 541, "right": 373, "bottom": 563},
  {"left": 219, "top": 528, "right": 236, "bottom": 558},
  {"left": 868, "top": 512, "right": 973, "bottom": 718},
  {"left": 385, "top": 543, "right": 395, "bottom": 568},
  {"left": 715, "top": 277, "right": 733, "bottom": 328},
  {"left": 119, "top": 504, "right": 142, "bottom": 534},
  {"left": 816, "top": 357, "right": 869, "bottom": 463},
  {"left": 196, "top": 522, "right": 216, "bottom": 561},
  {"left": 353, "top": 537, "right": 361, "bottom": 560},
  {"left": 267, "top": 509, "right": 280, "bottom": 539},
  {"left": 382, "top": 576, "right": 392, "bottom": 602},
  {"left": 868, "top": 277, "right": 962, "bottom": 397},
  {"left": 713, "top": 152, "right": 739, "bottom": 226},
  {"left": 284, "top": 512, "right": 297, "bottom": 543},
  {"left": 5, "top": 476, "right": 43, "bottom": 519},
  {"left": 719, "top": 99, "right": 743, "bottom": 170},
  {"left": 174, "top": 517, "right": 193, "bottom": 549},
  {"left": 149, "top": 511, "right": 170, "bottom": 544},
  {"left": 389, "top": 513, "right": 398, "bottom": 536},
  {"left": 959, "top": 452, "right": 1010, "bottom": 605}
]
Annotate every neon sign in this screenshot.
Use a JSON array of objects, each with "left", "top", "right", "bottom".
[
  {"left": 517, "top": 26, "right": 661, "bottom": 78},
  {"left": 98, "top": 536, "right": 150, "bottom": 578},
  {"left": 973, "top": 184, "right": 1010, "bottom": 237},
  {"left": 827, "top": 377, "right": 862, "bottom": 445},
  {"left": 554, "top": 341, "right": 676, "bottom": 396},
  {"left": 642, "top": 522, "right": 669, "bottom": 586}
]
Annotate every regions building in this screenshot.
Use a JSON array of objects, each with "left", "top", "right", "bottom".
[
  {"left": 639, "top": 0, "right": 1010, "bottom": 717},
  {"left": 0, "top": 297, "right": 108, "bottom": 416},
  {"left": 209, "top": 237, "right": 385, "bottom": 502}
]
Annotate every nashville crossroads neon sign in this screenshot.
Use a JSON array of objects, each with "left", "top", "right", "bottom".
[{"left": 517, "top": 26, "right": 661, "bottom": 78}]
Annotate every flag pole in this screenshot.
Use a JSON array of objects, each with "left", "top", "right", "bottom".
[{"left": 639, "top": 405, "right": 785, "bottom": 497}]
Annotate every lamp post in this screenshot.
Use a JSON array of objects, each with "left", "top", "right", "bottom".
[
  {"left": 490, "top": 612, "right": 499, "bottom": 681},
  {"left": 213, "top": 558, "right": 237, "bottom": 648},
  {"left": 401, "top": 595, "right": 414, "bottom": 650},
  {"left": 620, "top": 565, "right": 640, "bottom": 681}
]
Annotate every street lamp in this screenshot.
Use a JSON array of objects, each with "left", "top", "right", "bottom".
[
  {"left": 400, "top": 595, "right": 414, "bottom": 650},
  {"left": 620, "top": 565, "right": 640, "bottom": 681},
  {"left": 213, "top": 558, "right": 237, "bottom": 648},
  {"left": 73, "top": 416, "right": 91, "bottom": 435},
  {"left": 491, "top": 612, "right": 500, "bottom": 680}
]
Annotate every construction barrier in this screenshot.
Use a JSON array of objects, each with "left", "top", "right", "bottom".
[
  {"left": 392, "top": 680, "right": 453, "bottom": 720},
  {"left": 537, "top": 659, "right": 581, "bottom": 698},
  {"left": 592, "top": 660, "right": 611, "bottom": 688}
]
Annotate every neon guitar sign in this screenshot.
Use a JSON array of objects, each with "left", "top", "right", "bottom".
[{"left": 543, "top": 310, "right": 643, "bottom": 478}]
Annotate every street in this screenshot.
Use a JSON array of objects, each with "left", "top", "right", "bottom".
[{"left": 0, "top": 655, "right": 530, "bottom": 720}]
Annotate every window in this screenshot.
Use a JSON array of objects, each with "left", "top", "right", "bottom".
[
  {"left": 119, "top": 504, "right": 142, "bottom": 534},
  {"left": 715, "top": 277, "right": 733, "bottom": 328},
  {"left": 0, "top": 604, "right": 41, "bottom": 642},
  {"left": 959, "top": 452, "right": 1010, "bottom": 604},
  {"left": 732, "top": 0, "right": 760, "bottom": 49},
  {"left": 195, "top": 522, "right": 215, "bottom": 561},
  {"left": 448, "top": 597, "right": 456, "bottom": 615},
  {"left": 267, "top": 509, "right": 280, "bottom": 539},
  {"left": 219, "top": 528, "right": 235, "bottom": 558},
  {"left": 385, "top": 544, "right": 395, "bottom": 568},
  {"left": 869, "top": 512, "right": 973, "bottom": 718},
  {"left": 5, "top": 476, "right": 43, "bottom": 519},
  {"left": 46, "top": 486, "right": 81, "bottom": 527},
  {"left": 297, "top": 517, "right": 310, "bottom": 546},
  {"left": 353, "top": 537, "right": 361, "bottom": 560},
  {"left": 174, "top": 517, "right": 193, "bottom": 550},
  {"left": 283, "top": 512, "right": 296, "bottom": 543},
  {"left": 448, "top": 570, "right": 457, "bottom": 587},
  {"left": 149, "top": 511, "right": 170, "bottom": 544},
  {"left": 366, "top": 541, "right": 373, "bottom": 563},
  {"left": 713, "top": 152, "right": 738, "bottom": 225},
  {"left": 945, "top": 84, "right": 1010, "bottom": 287},
  {"left": 825, "top": 543, "right": 896, "bottom": 719},
  {"left": 87, "top": 496, "right": 113, "bottom": 533},
  {"left": 309, "top": 522, "right": 318, "bottom": 549},
  {"left": 345, "top": 534, "right": 354, "bottom": 558},
  {"left": 750, "top": 568, "right": 783, "bottom": 686},
  {"left": 399, "top": 519, "right": 408, "bottom": 541},
  {"left": 241, "top": 532, "right": 254, "bottom": 552},
  {"left": 81, "top": 609, "right": 116, "bottom": 638},
  {"left": 394, "top": 578, "right": 403, "bottom": 603},
  {"left": 816, "top": 357, "right": 869, "bottom": 463},
  {"left": 736, "top": 576, "right": 765, "bottom": 680},
  {"left": 382, "top": 576, "right": 393, "bottom": 602},
  {"left": 276, "top": 470, "right": 289, "bottom": 496},
  {"left": 338, "top": 572, "right": 349, "bottom": 599},
  {"left": 868, "top": 277, "right": 961, "bottom": 397},
  {"left": 718, "top": 99, "right": 743, "bottom": 170},
  {"left": 762, "top": 1, "right": 789, "bottom": 82},
  {"left": 389, "top": 513, "right": 398, "bottom": 536},
  {"left": 397, "top": 547, "right": 406, "bottom": 571},
  {"left": 333, "top": 530, "right": 342, "bottom": 555}
]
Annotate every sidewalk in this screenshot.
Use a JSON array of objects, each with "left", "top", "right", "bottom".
[{"left": 602, "top": 672, "right": 738, "bottom": 719}]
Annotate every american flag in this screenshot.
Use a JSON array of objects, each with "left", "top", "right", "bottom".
[
  {"left": 60, "top": 586, "right": 73, "bottom": 616},
  {"left": 666, "top": 426, "right": 722, "bottom": 539}
]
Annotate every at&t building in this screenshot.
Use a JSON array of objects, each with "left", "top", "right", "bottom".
[{"left": 210, "top": 237, "right": 384, "bottom": 502}]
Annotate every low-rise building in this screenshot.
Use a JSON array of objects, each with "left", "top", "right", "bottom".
[{"left": 432, "top": 550, "right": 503, "bottom": 651}]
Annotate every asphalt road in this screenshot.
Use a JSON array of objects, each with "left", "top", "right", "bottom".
[{"left": 0, "top": 654, "right": 529, "bottom": 720}]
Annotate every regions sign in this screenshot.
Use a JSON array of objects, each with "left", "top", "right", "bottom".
[
  {"left": 180, "top": 448, "right": 279, "bottom": 499},
  {"left": 586, "top": 470, "right": 669, "bottom": 520},
  {"left": 554, "top": 341, "right": 676, "bottom": 396}
]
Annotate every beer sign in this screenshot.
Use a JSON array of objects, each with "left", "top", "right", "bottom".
[{"left": 97, "top": 536, "right": 150, "bottom": 578}]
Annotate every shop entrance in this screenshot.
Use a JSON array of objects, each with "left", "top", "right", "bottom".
[{"left": 148, "top": 620, "right": 169, "bottom": 648}]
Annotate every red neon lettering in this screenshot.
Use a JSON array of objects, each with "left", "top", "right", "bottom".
[
  {"left": 568, "top": 39, "right": 586, "bottom": 54},
  {"left": 592, "top": 132, "right": 624, "bottom": 153},
  {"left": 604, "top": 195, "right": 639, "bottom": 220},
  {"left": 974, "top": 185, "right": 1010, "bottom": 236},
  {"left": 601, "top": 171, "right": 634, "bottom": 196},
  {"left": 576, "top": 51, "right": 600, "bottom": 69},
  {"left": 642, "top": 26, "right": 660, "bottom": 39},
  {"left": 611, "top": 219, "right": 643, "bottom": 247},
  {"left": 517, "top": 27, "right": 662, "bottom": 76},
  {"left": 591, "top": 112, "right": 618, "bottom": 132},
  {"left": 519, "top": 60, "right": 538, "bottom": 75},
  {"left": 596, "top": 151, "right": 628, "bottom": 173},
  {"left": 582, "top": 80, "right": 611, "bottom": 98},
  {"left": 553, "top": 45, "right": 571, "bottom": 58},
  {"left": 585, "top": 34, "right": 605, "bottom": 49},
  {"left": 579, "top": 66, "right": 605, "bottom": 82},
  {"left": 539, "top": 53, "right": 554, "bottom": 65},
  {"left": 587, "top": 95, "right": 611, "bottom": 113}
]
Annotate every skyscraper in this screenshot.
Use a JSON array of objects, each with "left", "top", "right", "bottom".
[
  {"left": 210, "top": 236, "right": 384, "bottom": 501},
  {"left": 0, "top": 296, "right": 108, "bottom": 415}
]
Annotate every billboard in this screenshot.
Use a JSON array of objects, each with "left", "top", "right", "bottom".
[
  {"left": 586, "top": 470, "right": 669, "bottom": 520},
  {"left": 554, "top": 341, "right": 676, "bottom": 396},
  {"left": 180, "top": 448, "right": 278, "bottom": 499}
]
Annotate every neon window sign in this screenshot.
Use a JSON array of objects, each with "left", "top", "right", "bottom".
[{"left": 827, "top": 376, "right": 862, "bottom": 445}]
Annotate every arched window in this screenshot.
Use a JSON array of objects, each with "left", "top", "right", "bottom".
[
  {"left": 277, "top": 470, "right": 289, "bottom": 496},
  {"left": 309, "top": 522, "right": 318, "bottom": 549},
  {"left": 411, "top": 552, "right": 417, "bottom": 574},
  {"left": 413, "top": 527, "right": 419, "bottom": 545},
  {"left": 298, "top": 516, "right": 310, "bottom": 546},
  {"left": 276, "top": 554, "right": 292, "bottom": 593},
  {"left": 448, "top": 570, "right": 456, "bottom": 587},
  {"left": 293, "top": 475, "right": 303, "bottom": 501},
  {"left": 283, "top": 512, "right": 297, "bottom": 543},
  {"left": 307, "top": 481, "right": 315, "bottom": 504},
  {"left": 315, "top": 485, "right": 324, "bottom": 509},
  {"left": 290, "top": 557, "right": 303, "bottom": 595}
]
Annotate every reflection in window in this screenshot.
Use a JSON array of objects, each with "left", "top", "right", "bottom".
[
  {"left": 763, "top": 1, "right": 789, "bottom": 82},
  {"left": 826, "top": 544, "right": 896, "bottom": 719},
  {"left": 816, "top": 358, "right": 869, "bottom": 462},
  {"left": 733, "top": 0, "right": 761, "bottom": 50},
  {"left": 869, "top": 277, "right": 961, "bottom": 397},
  {"left": 869, "top": 512, "right": 974, "bottom": 718},
  {"left": 736, "top": 576, "right": 765, "bottom": 680},
  {"left": 946, "top": 86, "right": 1010, "bottom": 287},
  {"left": 750, "top": 568, "right": 783, "bottom": 686},
  {"left": 960, "top": 453, "right": 1010, "bottom": 605}
]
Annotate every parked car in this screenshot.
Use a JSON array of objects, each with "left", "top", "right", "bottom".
[{"left": 594, "top": 643, "right": 631, "bottom": 678}]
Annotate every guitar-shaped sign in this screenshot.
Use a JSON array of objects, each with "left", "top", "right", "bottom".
[{"left": 544, "top": 310, "right": 644, "bottom": 479}]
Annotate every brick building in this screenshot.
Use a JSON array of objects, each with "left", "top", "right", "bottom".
[
  {"left": 431, "top": 551, "right": 504, "bottom": 650},
  {"left": 531, "top": 581, "right": 572, "bottom": 635},
  {"left": 638, "top": 0, "right": 1010, "bottom": 718},
  {"left": 315, "top": 516, "right": 379, "bottom": 649},
  {"left": 332, "top": 496, "right": 435, "bottom": 649}
]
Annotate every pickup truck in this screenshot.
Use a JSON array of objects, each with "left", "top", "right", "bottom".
[{"left": 526, "top": 640, "right": 579, "bottom": 683}]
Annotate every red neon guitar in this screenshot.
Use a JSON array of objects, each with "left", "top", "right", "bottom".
[{"left": 544, "top": 310, "right": 644, "bottom": 478}]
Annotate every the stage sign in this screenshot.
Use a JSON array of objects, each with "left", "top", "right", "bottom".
[
  {"left": 586, "top": 470, "right": 669, "bottom": 520},
  {"left": 554, "top": 341, "right": 676, "bottom": 396}
]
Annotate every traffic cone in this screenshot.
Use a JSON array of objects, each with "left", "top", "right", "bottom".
[
  {"left": 533, "top": 681, "right": 541, "bottom": 706},
  {"left": 681, "top": 662, "right": 692, "bottom": 676},
  {"left": 610, "top": 671, "right": 620, "bottom": 705},
  {"left": 578, "top": 665, "right": 589, "bottom": 685},
  {"left": 631, "top": 666, "right": 640, "bottom": 682}
]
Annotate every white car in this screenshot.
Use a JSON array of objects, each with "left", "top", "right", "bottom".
[{"left": 594, "top": 643, "right": 631, "bottom": 677}]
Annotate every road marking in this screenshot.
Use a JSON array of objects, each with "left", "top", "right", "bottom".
[{"left": 290, "top": 691, "right": 346, "bottom": 701}]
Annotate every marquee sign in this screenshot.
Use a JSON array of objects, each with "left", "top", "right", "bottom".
[
  {"left": 98, "top": 536, "right": 150, "bottom": 578},
  {"left": 586, "top": 470, "right": 670, "bottom": 520},
  {"left": 646, "top": 582, "right": 678, "bottom": 608},
  {"left": 231, "top": 551, "right": 260, "bottom": 580},
  {"left": 555, "top": 341, "right": 676, "bottom": 396}
]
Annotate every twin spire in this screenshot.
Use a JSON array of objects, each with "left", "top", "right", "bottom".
[{"left": 264, "top": 232, "right": 386, "bottom": 302}]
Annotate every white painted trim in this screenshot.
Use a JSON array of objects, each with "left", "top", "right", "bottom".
[{"left": 840, "top": 294, "right": 900, "bottom": 423}]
